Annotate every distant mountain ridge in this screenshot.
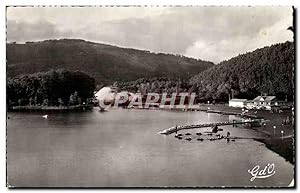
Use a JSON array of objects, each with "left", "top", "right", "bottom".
[{"left": 7, "top": 39, "right": 214, "bottom": 85}]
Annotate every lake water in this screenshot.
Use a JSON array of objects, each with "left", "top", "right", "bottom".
[{"left": 7, "top": 108, "right": 294, "bottom": 187}]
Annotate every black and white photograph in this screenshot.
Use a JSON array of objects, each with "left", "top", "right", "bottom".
[{"left": 6, "top": 5, "right": 295, "bottom": 188}]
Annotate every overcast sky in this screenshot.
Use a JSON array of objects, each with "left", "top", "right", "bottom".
[{"left": 7, "top": 6, "right": 293, "bottom": 63}]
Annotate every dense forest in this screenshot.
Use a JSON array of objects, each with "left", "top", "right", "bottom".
[
  {"left": 117, "top": 77, "right": 191, "bottom": 94},
  {"left": 7, "top": 69, "right": 95, "bottom": 107},
  {"left": 117, "top": 41, "right": 294, "bottom": 103},
  {"left": 189, "top": 41, "right": 294, "bottom": 102},
  {"left": 7, "top": 39, "right": 214, "bottom": 86}
]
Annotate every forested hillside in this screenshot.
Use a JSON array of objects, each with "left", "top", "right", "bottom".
[
  {"left": 7, "top": 39, "right": 214, "bottom": 85},
  {"left": 7, "top": 69, "right": 95, "bottom": 107},
  {"left": 117, "top": 77, "right": 190, "bottom": 94},
  {"left": 189, "top": 41, "right": 294, "bottom": 102}
]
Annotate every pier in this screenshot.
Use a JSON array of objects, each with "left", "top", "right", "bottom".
[{"left": 158, "top": 119, "right": 261, "bottom": 135}]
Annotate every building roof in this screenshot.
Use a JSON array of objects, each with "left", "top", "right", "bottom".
[
  {"left": 253, "top": 96, "right": 276, "bottom": 101},
  {"left": 229, "top": 98, "right": 248, "bottom": 102}
]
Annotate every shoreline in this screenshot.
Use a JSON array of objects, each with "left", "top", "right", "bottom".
[
  {"left": 7, "top": 104, "right": 93, "bottom": 112},
  {"left": 255, "top": 137, "right": 294, "bottom": 164}
]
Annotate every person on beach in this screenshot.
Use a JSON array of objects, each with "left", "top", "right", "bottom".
[
  {"left": 212, "top": 125, "right": 218, "bottom": 133},
  {"left": 227, "top": 132, "right": 231, "bottom": 138}
]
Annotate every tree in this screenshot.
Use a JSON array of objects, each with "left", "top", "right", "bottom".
[
  {"left": 42, "top": 99, "right": 49, "bottom": 106},
  {"left": 58, "top": 98, "right": 63, "bottom": 106},
  {"left": 69, "top": 91, "right": 81, "bottom": 105},
  {"left": 7, "top": 69, "right": 95, "bottom": 107}
]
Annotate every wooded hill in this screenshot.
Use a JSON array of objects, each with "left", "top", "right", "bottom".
[
  {"left": 189, "top": 41, "right": 294, "bottom": 102},
  {"left": 7, "top": 39, "right": 214, "bottom": 85}
]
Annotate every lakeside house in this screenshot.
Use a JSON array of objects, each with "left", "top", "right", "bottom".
[
  {"left": 246, "top": 96, "right": 276, "bottom": 110},
  {"left": 228, "top": 99, "right": 247, "bottom": 108},
  {"left": 229, "top": 95, "right": 289, "bottom": 110}
]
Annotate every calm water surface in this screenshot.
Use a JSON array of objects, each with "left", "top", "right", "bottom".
[{"left": 7, "top": 108, "right": 293, "bottom": 187}]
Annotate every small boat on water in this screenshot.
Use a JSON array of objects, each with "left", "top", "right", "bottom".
[
  {"left": 175, "top": 133, "right": 183, "bottom": 138},
  {"left": 185, "top": 137, "right": 192, "bottom": 141},
  {"left": 42, "top": 115, "right": 48, "bottom": 119}
]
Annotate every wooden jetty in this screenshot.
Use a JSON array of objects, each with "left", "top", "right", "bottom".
[{"left": 158, "top": 119, "right": 261, "bottom": 135}]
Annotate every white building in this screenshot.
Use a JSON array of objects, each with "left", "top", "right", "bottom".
[
  {"left": 95, "top": 87, "right": 115, "bottom": 104},
  {"left": 94, "top": 86, "right": 134, "bottom": 106},
  {"left": 229, "top": 96, "right": 289, "bottom": 110},
  {"left": 229, "top": 99, "right": 247, "bottom": 108},
  {"left": 251, "top": 96, "right": 279, "bottom": 110}
]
